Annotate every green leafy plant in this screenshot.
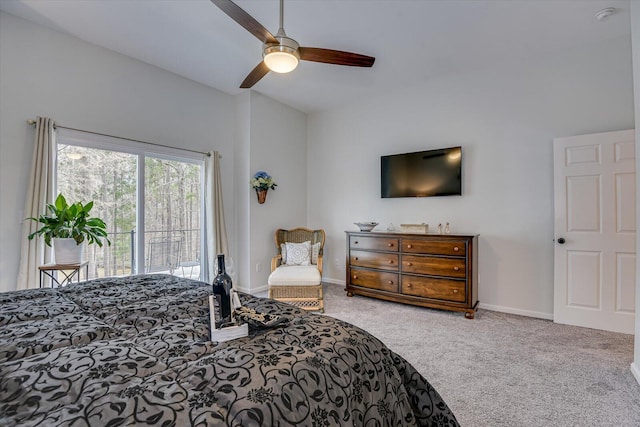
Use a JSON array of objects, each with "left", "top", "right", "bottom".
[
  {"left": 251, "top": 171, "right": 277, "bottom": 190},
  {"left": 27, "top": 194, "right": 111, "bottom": 247}
]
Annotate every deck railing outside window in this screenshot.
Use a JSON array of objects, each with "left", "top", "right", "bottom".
[{"left": 85, "top": 228, "right": 201, "bottom": 280}]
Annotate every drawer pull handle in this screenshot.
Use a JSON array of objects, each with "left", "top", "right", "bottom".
[
  {"left": 353, "top": 275, "right": 358, "bottom": 279},
  {"left": 453, "top": 266, "right": 460, "bottom": 271},
  {"left": 388, "top": 243, "right": 393, "bottom": 247},
  {"left": 354, "top": 241, "right": 359, "bottom": 245},
  {"left": 453, "top": 289, "right": 459, "bottom": 293},
  {"left": 407, "top": 262, "right": 413, "bottom": 266},
  {"left": 453, "top": 246, "right": 460, "bottom": 252},
  {"left": 388, "top": 260, "right": 394, "bottom": 264},
  {"left": 407, "top": 283, "right": 412, "bottom": 288},
  {"left": 388, "top": 280, "right": 394, "bottom": 285},
  {"left": 407, "top": 244, "right": 413, "bottom": 249},
  {"left": 354, "top": 257, "right": 359, "bottom": 261}
]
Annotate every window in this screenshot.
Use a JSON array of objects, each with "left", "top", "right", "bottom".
[{"left": 56, "top": 129, "right": 206, "bottom": 281}]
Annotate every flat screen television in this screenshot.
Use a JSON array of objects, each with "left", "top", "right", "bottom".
[{"left": 381, "top": 146, "right": 462, "bottom": 198}]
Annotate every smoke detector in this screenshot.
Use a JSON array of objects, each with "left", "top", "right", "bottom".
[{"left": 595, "top": 7, "right": 616, "bottom": 21}]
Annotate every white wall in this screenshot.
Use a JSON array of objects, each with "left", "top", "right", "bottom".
[
  {"left": 243, "top": 92, "right": 307, "bottom": 293},
  {"left": 307, "top": 36, "right": 634, "bottom": 318},
  {"left": 630, "top": 1, "right": 640, "bottom": 386},
  {"left": 0, "top": 12, "right": 237, "bottom": 292}
]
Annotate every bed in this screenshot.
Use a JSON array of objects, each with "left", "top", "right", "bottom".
[{"left": 0, "top": 274, "right": 458, "bottom": 426}]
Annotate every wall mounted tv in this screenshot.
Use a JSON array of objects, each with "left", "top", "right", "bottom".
[{"left": 381, "top": 146, "right": 462, "bottom": 198}]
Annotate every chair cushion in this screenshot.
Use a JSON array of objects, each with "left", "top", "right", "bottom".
[
  {"left": 284, "top": 241, "right": 311, "bottom": 266},
  {"left": 281, "top": 242, "right": 320, "bottom": 265},
  {"left": 268, "top": 265, "right": 321, "bottom": 287}
]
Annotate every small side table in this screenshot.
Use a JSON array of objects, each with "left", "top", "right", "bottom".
[{"left": 39, "top": 261, "right": 89, "bottom": 288}]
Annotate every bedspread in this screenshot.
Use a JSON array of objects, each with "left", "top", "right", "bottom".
[{"left": 0, "top": 274, "right": 458, "bottom": 426}]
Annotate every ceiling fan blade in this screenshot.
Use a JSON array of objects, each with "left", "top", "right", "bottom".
[
  {"left": 211, "top": 0, "right": 278, "bottom": 44},
  {"left": 240, "top": 62, "right": 271, "bottom": 88},
  {"left": 299, "top": 47, "right": 375, "bottom": 67}
]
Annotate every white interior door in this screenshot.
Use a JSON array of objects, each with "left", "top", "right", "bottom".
[{"left": 554, "top": 129, "right": 636, "bottom": 334}]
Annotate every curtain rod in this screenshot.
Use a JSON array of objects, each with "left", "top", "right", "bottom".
[{"left": 26, "top": 119, "right": 214, "bottom": 157}]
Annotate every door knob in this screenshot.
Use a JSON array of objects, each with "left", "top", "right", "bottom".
[{"left": 557, "top": 237, "right": 566, "bottom": 244}]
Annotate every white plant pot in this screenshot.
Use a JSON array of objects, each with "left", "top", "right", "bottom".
[{"left": 53, "top": 238, "right": 84, "bottom": 265}]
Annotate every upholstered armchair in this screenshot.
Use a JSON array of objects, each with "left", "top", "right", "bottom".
[{"left": 267, "top": 228, "right": 325, "bottom": 312}]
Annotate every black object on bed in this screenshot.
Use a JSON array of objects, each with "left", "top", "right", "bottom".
[{"left": 0, "top": 274, "right": 458, "bottom": 426}]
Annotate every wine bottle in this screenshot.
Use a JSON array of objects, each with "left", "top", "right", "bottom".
[{"left": 212, "top": 254, "right": 233, "bottom": 328}]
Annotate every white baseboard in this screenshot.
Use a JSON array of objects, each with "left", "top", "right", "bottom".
[
  {"left": 239, "top": 284, "right": 268, "bottom": 295},
  {"left": 322, "top": 278, "right": 345, "bottom": 286},
  {"left": 631, "top": 363, "right": 640, "bottom": 386},
  {"left": 476, "top": 303, "right": 553, "bottom": 320},
  {"left": 323, "top": 277, "right": 554, "bottom": 320}
]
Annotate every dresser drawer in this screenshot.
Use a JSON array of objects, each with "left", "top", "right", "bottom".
[
  {"left": 350, "top": 250, "right": 399, "bottom": 271},
  {"left": 402, "top": 255, "right": 466, "bottom": 278},
  {"left": 350, "top": 235, "right": 399, "bottom": 252},
  {"left": 401, "top": 275, "right": 466, "bottom": 302},
  {"left": 402, "top": 239, "right": 466, "bottom": 256},
  {"left": 350, "top": 267, "right": 399, "bottom": 292}
]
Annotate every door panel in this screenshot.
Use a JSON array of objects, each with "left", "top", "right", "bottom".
[
  {"left": 566, "top": 250, "right": 601, "bottom": 309},
  {"left": 615, "top": 173, "right": 636, "bottom": 233},
  {"left": 616, "top": 253, "right": 636, "bottom": 313},
  {"left": 567, "top": 175, "right": 601, "bottom": 232},
  {"left": 554, "top": 129, "right": 636, "bottom": 334}
]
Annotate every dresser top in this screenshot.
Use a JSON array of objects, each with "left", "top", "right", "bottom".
[{"left": 345, "top": 230, "right": 479, "bottom": 238}]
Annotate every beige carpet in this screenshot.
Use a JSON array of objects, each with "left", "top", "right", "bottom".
[{"left": 311, "top": 283, "right": 640, "bottom": 427}]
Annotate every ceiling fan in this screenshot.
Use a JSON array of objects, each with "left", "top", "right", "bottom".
[{"left": 211, "top": 0, "right": 376, "bottom": 88}]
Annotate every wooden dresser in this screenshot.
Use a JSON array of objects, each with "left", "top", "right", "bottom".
[{"left": 345, "top": 231, "right": 479, "bottom": 318}]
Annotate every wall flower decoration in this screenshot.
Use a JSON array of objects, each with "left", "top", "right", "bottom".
[
  {"left": 251, "top": 171, "right": 276, "bottom": 204},
  {"left": 251, "top": 171, "right": 277, "bottom": 191}
]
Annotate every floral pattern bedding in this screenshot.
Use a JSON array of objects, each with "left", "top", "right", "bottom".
[{"left": 0, "top": 274, "right": 458, "bottom": 426}]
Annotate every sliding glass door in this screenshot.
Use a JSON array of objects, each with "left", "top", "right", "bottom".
[
  {"left": 56, "top": 132, "right": 204, "bottom": 281},
  {"left": 144, "top": 156, "right": 202, "bottom": 279},
  {"left": 57, "top": 144, "right": 137, "bottom": 278}
]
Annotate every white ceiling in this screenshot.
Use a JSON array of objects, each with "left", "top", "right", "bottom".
[{"left": 0, "top": 0, "right": 631, "bottom": 113}]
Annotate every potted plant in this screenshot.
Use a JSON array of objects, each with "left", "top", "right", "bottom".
[
  {"left": 251, "top": 171, "right": 277, "bottom": 204},
  {"left": 27, "top": 194, "right": 111, "bottom": 264}
]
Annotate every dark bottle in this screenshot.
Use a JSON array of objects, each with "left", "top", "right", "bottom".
[{"left": 212, "top": 254, "right": 233, "bottom": 328}]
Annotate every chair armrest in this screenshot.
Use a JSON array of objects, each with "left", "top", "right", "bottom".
[
  {"left": 317, "top": 255, "right": 323, "bottom": 276},
  {"left": 271, "top": 255, "right": 282, "bottom": 272}
]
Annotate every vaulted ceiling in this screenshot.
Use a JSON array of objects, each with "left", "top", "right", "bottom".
[{"left": 0, "top": 0, "right": 631, "bottom": 113}]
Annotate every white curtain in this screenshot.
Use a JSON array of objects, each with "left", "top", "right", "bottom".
[
  {"left": 17, "top": 117, "right": 56, "bottom": 290},
  {"left": 204, "top": 150, "right": 230, "bottom": 282}
]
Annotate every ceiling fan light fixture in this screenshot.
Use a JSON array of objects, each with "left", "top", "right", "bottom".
[
  {"left": 263, "top": 36, "right": 300, "bottom": 73},
  {"left": 264, "top": 49, "right": 299, "bottom": 73}
]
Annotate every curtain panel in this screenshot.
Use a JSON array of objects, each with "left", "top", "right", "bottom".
[
  {"left": 17, "top": 117, "right": 56, "bottom": 290},
  {"left": 205, "top": 150, "right": 230, "bottom": 282}
]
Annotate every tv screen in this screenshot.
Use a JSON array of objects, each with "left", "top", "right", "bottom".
[{"left": 381, "top": 146, "right": 462, "bottom": 198}]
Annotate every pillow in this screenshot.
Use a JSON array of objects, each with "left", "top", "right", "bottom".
[
  {"left": 311, "top": 242, "right": 321, "bottom": 265},
  {"left": 285, "top": 241, "right": 311, "bottom": 266},
  {"left": 280, "top": 243, "right": 287, "bottom": 264}
]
